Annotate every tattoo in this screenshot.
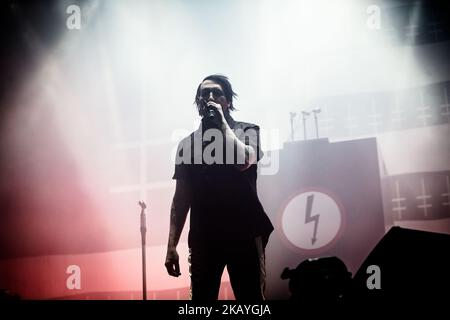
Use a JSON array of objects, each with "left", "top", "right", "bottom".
[{"left": 168, "top": 182, "right": 190, "bottom": 247}]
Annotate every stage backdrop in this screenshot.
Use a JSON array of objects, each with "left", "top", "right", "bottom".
[{"left": 259, "top": 138, "right": 385, "bottom": 298}]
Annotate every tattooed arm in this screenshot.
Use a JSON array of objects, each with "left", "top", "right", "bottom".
[{"left": 165, "top": 179, "right": 191, "bottom": 277}]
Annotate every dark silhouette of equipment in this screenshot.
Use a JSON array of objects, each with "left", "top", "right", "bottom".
[
  {"left": 0, "top": 288, "right": 20, "bottom": 300},
  {"left": 281, "top": 256, "right": 353, "bottom": 306},
  {"left": 352, "top": 226, "right": 450, "bottom": 305}
]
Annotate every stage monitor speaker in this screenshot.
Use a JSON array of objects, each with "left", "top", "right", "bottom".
[{"left": 352, "top": 226, "right": 450, "bottom": 305}]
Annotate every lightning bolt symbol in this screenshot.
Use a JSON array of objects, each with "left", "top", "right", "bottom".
[{"left": 305, "top": 194, "right": 320, "bottom": 245}]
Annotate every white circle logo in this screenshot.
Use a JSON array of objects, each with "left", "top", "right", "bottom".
[{"left": 281, "top": 190, "right": 344, "bottom": 251}]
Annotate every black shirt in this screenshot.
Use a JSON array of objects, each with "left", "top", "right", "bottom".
[{"left": 172, "top": 114, "right": 274, "bottom": 248}]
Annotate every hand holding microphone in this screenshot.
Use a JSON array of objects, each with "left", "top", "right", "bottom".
[
  {"left": 203, "top": 101, "right": 223, "bottom": 117},
  {"left": 202, "top": 101, "right": 225, "bottom": 129}
]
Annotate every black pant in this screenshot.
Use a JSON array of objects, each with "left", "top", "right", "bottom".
[{"left": 189, "top": 236, "right": 266, "bottom": 301}]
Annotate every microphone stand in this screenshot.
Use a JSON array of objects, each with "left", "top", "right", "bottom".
[{"left": 138, "top": 201, "right": 147, "bottom": 300}]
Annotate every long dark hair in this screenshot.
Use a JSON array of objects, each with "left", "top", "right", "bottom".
[{"left": 194, "top": 74, "right": 238, "bottom": 115}]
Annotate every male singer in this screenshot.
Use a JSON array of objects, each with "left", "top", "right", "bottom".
[{"left": 165, "top": 74, "right": 273, "bottom": 300}]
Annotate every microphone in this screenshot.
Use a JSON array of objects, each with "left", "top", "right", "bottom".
[
  {"left": 207, "top": 107, "right": 215, "bottom": 120},
  {"left": 202, "top": 103, "right": 216, "bottom": 120}
]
